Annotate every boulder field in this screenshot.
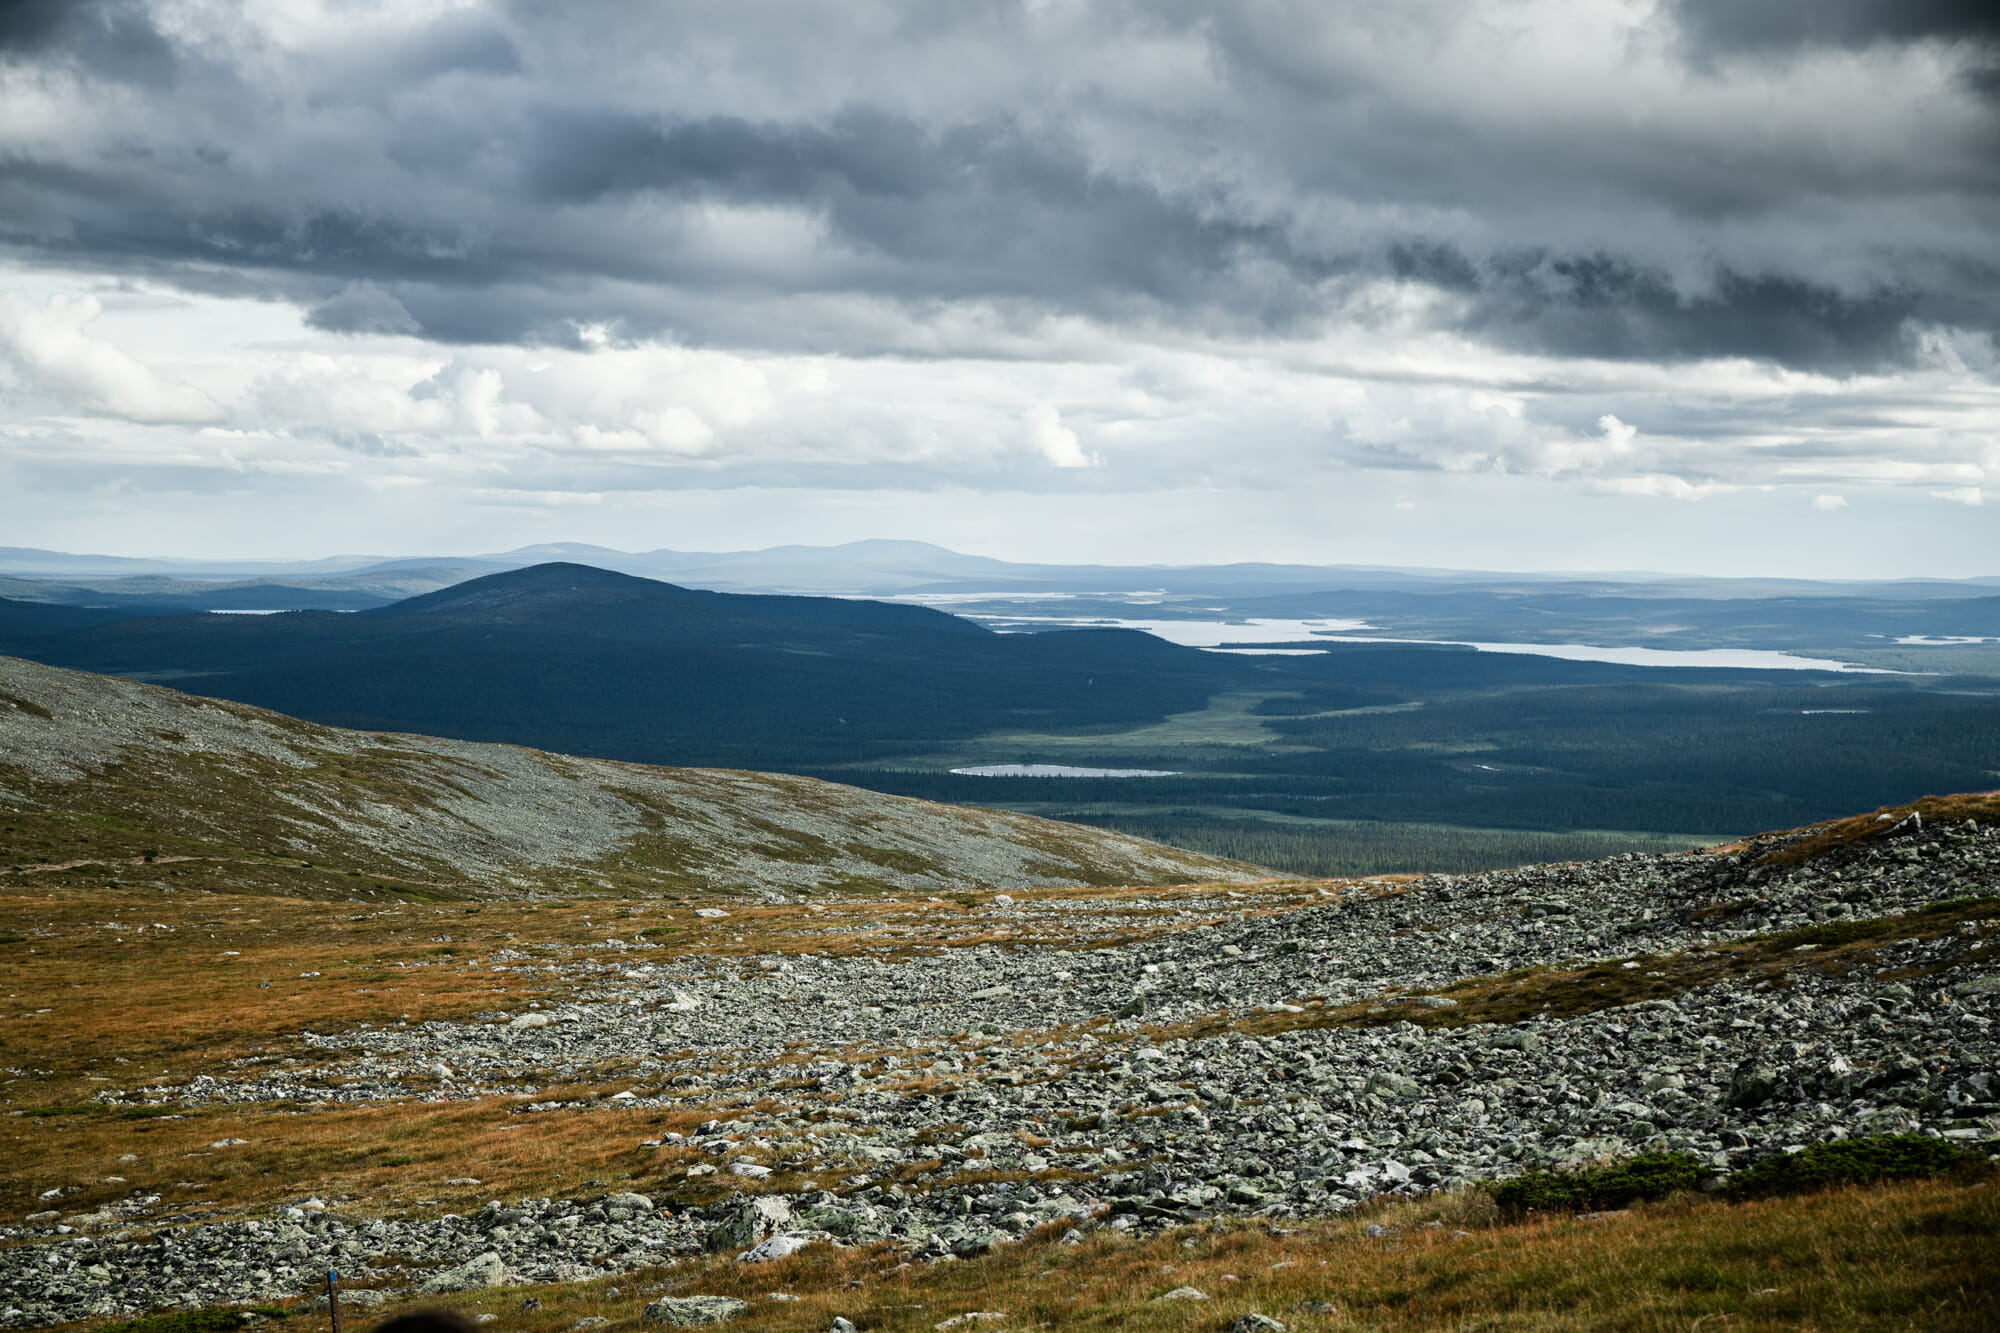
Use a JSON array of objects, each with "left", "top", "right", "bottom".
[{"left": 3, "top": 806, "right": 1996, "bottom": 1325}]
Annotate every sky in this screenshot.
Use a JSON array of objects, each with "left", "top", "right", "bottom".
[{"left": 0, "top": 0, "right": 1996, "bottom": 576}]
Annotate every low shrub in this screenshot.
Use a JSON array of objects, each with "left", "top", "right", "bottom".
[
  {"left": 1485, "top": 1136, "right": 1991, "bottom": 1220},
  {"left": 1727, "top": 1135, "right": 1990, "bottom": 1200},
  {"left": 1486, "top": 1151, "right": 1705, "bottom": 1215},
  {"left": 97, "top": 1308, "right": 272, "bottom": 1333}
]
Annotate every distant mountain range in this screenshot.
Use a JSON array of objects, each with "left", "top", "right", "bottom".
[{"left": 5, "top": 540, "right": 1997, "bottom": 615}]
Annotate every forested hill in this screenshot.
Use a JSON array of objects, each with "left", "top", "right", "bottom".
[
  {"left": 0, "top": 562, "right": 1241, "bottom": 767},
  {"left": 5, "top": 562, "right": 2000, "bottom": 853},
  {"left": 366, "top": 562, "right": 987, "bottom": 634}
]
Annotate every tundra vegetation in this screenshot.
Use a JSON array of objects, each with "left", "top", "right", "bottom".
[{"left": 0, "top": 658, "right": 1996, "bottom": 1331}]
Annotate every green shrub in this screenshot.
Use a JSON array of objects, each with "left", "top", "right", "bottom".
[
  {"left": 1486, "top": 1152, "right": 1705, "bottom": 1215},
  {"left": 1727, "top": 1135, "right": 1989, "bottom": 1200},
  {"left": 98, "top": 1309, "right": 267, "bottom": 1333}
]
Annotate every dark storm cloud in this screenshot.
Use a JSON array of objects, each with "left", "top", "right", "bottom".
[
  {"left": 519, "top": 108, "right": 1325, "bottom": 306},
  {"left": 1668, "top": 0, "right": 2000, "bottom": 101},
  {"left": 8, "top": 98, "right": 1338, "bottom": 345},
  {"left": 383, "top": 10, "right": 523, "bottom": 81},
  {"left": 0, "top": 0, "right": 175, "bottom": 83},
  {"left": 306, "top": 282, "right": 422, "bottom": 337},
  {"left": 0, "top": 2, "right": 1995, "bottom": 373},
  {"left": 1375, "top": 239, "right": 1979, "bottom": 371},
  {"left": 1467, "top": 254, "right": 1925, "bottom": 371},
  {"left": 1670, "top": 0, "right": 2000, "bottom": 54}
]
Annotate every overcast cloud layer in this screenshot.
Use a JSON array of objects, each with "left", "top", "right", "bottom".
[{"left": 0, "top": 0, "right": 1996, "bottom": 573}]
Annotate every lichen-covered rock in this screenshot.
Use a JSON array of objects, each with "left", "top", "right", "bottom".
[
  {"left": 421, "top": 1250, "right": 509, "bottom": 1294},
  {"left": 737, "top": 1232, "right": 815, "bottom": 1263},
  {"left": 1726, "top": 1066, "right": 1779, "bottom": 1108},
  {"left": 642, "top": 1296, "right": 749, "bottom": 1326},
  {"left": 1364, "top": 1071, "right": 1422, "bottom": 1100},
  {"left": 706, "top": 1196, "right": 792, "bottom": 1253}
]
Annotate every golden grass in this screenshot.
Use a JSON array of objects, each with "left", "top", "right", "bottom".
[
  {"left": 14, "top": 859, "right": 1980, "bottom": 1232},
  {"left": 11, "top": 785, "right": 1999, "bottom": 1331},
  {"left": 97, "top": 1179, "right": 1999, "bottom": 1333},
  {"left": 1749, "top": 790, "right": 2000, "bottom": 868},
  {"left": 4, "top": 1086, "right": 852, "bottom": 1226},
  {"left": 0, "top": 888, "right": 714, "bottom": 1217},
  {"left": 0, "top": 876, "right": 1332, "bottom": 1226}
]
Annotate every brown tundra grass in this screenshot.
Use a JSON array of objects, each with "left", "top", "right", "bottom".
[
  {"left": 0, "top": 878, "right": 1321, "bottom": 1223},
  {"left": 8, "top": 814, "right": 2000, "bottom": 1333},
  {"left": 86, "top": 1179, "right": 1997, "bottom": 1333}
]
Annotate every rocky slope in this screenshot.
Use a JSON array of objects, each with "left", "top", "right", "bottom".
[
  {"left": 3, "top": 781, "right": 1997, "bottom": 1325},
  {"left": 0, "top": 655, "right": 1262, "bottom": 898}
]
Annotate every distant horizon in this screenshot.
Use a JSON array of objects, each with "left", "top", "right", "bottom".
[{"left": 3, "top": 538, "right": 1998, "bottom": 589}]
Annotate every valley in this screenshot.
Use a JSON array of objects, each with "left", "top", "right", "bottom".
[
  {"left": 0, "top": 658, "right": 1995, "bottom": 1330},
  {"left": 7, "top": 561, "right": 2000, "bottom": 880}
]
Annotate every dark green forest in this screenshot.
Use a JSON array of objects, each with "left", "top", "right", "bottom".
[
  {"left": 825, "top": 680, "right": 2000, "bottom": 873},
  {"left": 5, "top": 562, "right": 1998, "bottom": 878},
  {"left": 1020, "top": 813, "right": 1712, "bottom": 877}
]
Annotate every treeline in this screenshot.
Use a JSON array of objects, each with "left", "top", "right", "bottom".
[
  {"left": 1046, "top": 811, "right": 1711, "bottom": 877},
  {"left": 845, "top": 769, "right": 1815, "bottom": 834}
]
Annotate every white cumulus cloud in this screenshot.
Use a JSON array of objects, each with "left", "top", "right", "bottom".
[
  {"left": 1597, "top": 414, "right": 1638, "bottom": 450},
  {"left": 0, "top": 293, "right": 221, "bottom": 424},
  {"left": 1025, "top": 403, "right": 1098, "bottom": 468}
]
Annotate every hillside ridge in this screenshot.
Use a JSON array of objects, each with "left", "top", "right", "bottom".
[{"left": 0, "top": 654, "right": 1264, "bottom": 900}]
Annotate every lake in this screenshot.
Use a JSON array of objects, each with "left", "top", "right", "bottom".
[
  {"left": 950, "top": 764, "right": 1181, "bottom": 778},
  {"left": 975, "top": 615, "right": 1893, "bottom": 673}
]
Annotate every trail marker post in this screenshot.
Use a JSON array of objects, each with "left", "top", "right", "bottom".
[{"left": 327, "top": 1269, "right": 341, "bottom": 1333}]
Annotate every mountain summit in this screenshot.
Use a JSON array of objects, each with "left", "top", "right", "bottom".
[
  {"left": 369, "top": 561, "right": 983, "bottom": 635},
  {"left": 369, "top": 561, "right": 717, "bottom": 624}
]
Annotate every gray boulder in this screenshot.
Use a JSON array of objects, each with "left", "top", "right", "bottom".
[
  {"left": 706, "top": 1196, "right": 792, "bottom": 1253},
  {"left": 421, "top": 1251, "right": 509, "bottom": 1294},
  {"left": 1487, "top": 1030, "right": 1543, "bottom": 1052},
  {"left": 643, "top": 1297, "right": 749, "bottom": 1326},
  {"left": 1233, "top": 1316, "right": 1287, "bottom": 1333},
  {"left": 1726, "top": 1066, "right": 1779, "bottom": 1108},
  {"left": 1364, "top": 1071, "right": 1422, "bottom": 1100}
]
